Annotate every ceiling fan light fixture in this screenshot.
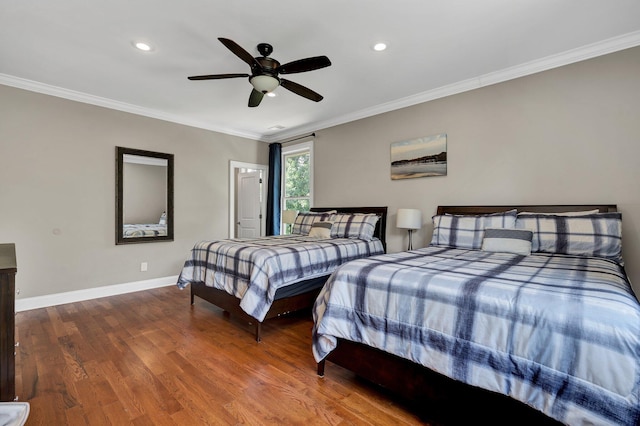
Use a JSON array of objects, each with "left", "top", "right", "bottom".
[{"left": 250, "top": 75, "right": 280, "bottom": 93}]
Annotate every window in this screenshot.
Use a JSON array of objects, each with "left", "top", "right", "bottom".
[{"left": 282, "top": 141, "right": 313, "bottom": 232}]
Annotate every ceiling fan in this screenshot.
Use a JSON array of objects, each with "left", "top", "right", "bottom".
[{"left": 188, "top": 37, "right": 332, "bottom": 107}]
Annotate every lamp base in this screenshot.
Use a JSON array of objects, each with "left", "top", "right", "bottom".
[{"left": 407, "top": 229, "right": 414, "bottom": 251}]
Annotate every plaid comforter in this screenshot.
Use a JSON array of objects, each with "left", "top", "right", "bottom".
[
  {"left": 313, "top": 246, "right": 640, "bottom": 425},
  {"left": 177, "top": 235, "right": 384, "bottom": 321}
]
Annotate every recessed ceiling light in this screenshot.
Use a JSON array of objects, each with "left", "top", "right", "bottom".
[
  {"left": 373, "top": 42, "right": 387, "bottom": 52},
  {"left": 269, "top": 125, "right": 285, "bottom": 130},
  {"left": 133, "top": 41, "right": 153, "bottom": 52}
]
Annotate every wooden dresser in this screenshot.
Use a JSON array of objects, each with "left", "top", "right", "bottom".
[{"left": 0, "top": 243, "right": 17, "bottom": 401}]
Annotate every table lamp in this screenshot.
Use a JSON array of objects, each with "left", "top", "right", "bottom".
[
  {"left": 396, "top": 208, "right": 422, "bottom": 250},
  {"left": 281, "top": 209, "right": 299, "bottom": 234}
]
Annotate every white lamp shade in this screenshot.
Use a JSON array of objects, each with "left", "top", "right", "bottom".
[
  {"left": 250, "top": 75, "right": 280, "bottom": 93},
  {"left": 396, "top": 208, "right": 422, "bottom": 230},
  {"left": 282, "top": 209, "right": 299, "bottom": 224}
]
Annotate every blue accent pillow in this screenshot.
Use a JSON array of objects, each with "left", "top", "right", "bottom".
[{"left": 482, "top": 228, "right": 533, "bottom": 255}]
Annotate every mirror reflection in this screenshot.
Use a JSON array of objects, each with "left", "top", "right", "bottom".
[{"left": 116, "top": 147, "right": 174, "bottom": 244}]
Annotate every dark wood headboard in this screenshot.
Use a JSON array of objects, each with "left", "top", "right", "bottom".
[
  {"left": 437, "top": 204, "right": 617, "bottom": 215},
  {"left": 310, "top": 206, "right": 388, "bottom": 252}
]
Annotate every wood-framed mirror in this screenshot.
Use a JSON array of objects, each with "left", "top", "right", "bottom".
[{"left": 116, "top": 147, "right": 174, "bottom": 245}]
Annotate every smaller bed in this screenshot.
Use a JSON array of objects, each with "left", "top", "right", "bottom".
[{"left": 178, "top": 206, "right": 387, "bottom": 341}]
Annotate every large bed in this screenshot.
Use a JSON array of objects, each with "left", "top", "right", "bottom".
[
  {"left": 313, "top": 204, "right": 640, "bottom": 425},
  {"left": 177, "top": 206, "right": 387, "bottom": 341}
]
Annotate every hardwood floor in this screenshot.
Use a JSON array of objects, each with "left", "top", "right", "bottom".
[{"left": 15, "top": 286, "right": 428, "bottom": 425}]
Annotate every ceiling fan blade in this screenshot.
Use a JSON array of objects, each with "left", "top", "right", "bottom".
[
  {"left": 277, "top": 56, "right": 331, "bottom": 74},
  {"left": 280, "top": 79, "right": 324, "bottom": 102},
  {"left": 188, "top": 73, "right": 249, "bottom": 80},
  {"left": 248, "top": 89, "right": 264, "bottom": 107},
  {"left": 218, "top": 37, "right": 261, "bottom": 70}
]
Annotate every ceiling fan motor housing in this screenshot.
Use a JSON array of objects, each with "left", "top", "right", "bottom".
[{"left": 255, "top": 57, "right": 280, "bottom": 74}]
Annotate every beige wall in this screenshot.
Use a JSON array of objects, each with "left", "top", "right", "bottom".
[
  {"left": 0, "top": 84, "right": 268, "bottom": 298},
  {"left": 3, "top": 46, "right": 639, "bottom": 300},
  {"left": 314, "top": 46, "right": 640, "bottom": 296}
]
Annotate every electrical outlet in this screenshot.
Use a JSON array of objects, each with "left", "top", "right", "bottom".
[{"left": 140, "top": 262, "right": 148, "bottom": 272}]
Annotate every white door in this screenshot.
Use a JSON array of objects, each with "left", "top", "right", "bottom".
[{"left": 237, "top": 171, "right": 262, "bottom": 238}]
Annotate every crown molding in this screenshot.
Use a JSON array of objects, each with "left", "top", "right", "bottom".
[
  {"left": 264, "top": 30, "right": 640, "bottom": 143},
  {"left": 3, "top": 30, "right": 640, "bottom": 145},
  {"left": 0, "top": 73, "right": 262, "bottom": 141}
]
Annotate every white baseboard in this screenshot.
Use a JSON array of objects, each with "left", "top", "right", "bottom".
[{"left": 15, "top": 275, "right": 179, "bottom": 312}]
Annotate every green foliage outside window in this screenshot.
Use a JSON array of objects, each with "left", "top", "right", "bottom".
[
  {"left": 284, "top": 151, "right": 310, "bottom": 211},
  {"left": 285, "top": 199, "right": 310, "bottom": 212},
  {"left": 284, "top": 153, "right": 310, "bottom": 197},
  {"left": 282, "top": 150, "right": 311, "bottom": 234}
]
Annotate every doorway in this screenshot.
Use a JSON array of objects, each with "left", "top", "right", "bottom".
[
  {"left": 237, "top": 171, "right": 261, "bottom": 237},
  {"left": 229, "top": 161, "right": 268, "bottom": 238}
]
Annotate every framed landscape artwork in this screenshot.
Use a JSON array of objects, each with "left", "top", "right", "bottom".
[{"left": 390, "top": 133, "right": 447, "bottom": 180}]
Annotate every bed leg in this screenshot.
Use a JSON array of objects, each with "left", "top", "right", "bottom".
[
  {"left": 190, "top": 288, "right": 194, "bottom": 305},
  {"left": 317, "top": 360, "right": 325, "bottom": 377},
  {"left": 255, "top": 322, "right": 262, "bottom": 342}
]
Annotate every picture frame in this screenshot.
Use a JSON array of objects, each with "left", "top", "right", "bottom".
[{"left": 390, "top": 133, "right": 447, "bottom": 180}]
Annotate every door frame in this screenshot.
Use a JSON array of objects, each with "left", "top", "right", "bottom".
[{"left": 229, "top": 161, "right": 268, "bottom": 238}]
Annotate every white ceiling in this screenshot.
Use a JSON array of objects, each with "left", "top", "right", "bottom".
[{"left": 2, "top": 1, "right": 640, "bottom": 143}]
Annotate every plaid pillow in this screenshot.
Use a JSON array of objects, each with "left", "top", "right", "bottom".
[
  {"left": 330, "top": 213, "right": 380, "bottom": 241},
  {"left": 515, "top": 212, "right": 623, "bottom": 264},
  {"left": 430, "top": 209, "right": 517, "bottom": 250},
  {"left": 291, "top": 211, "right": 337, "bottom": 235}
]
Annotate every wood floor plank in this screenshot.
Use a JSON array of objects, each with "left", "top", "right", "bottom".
[
  {"left": 156, "top": 371, "right": 239, "bottom": 425},
  {"left": 97, "top": 360, "right": 146, "bottom": 420},
  {"left": 27, "top": 394, "right": 68, "bottom": 425},
  {"left": 15, "top": 286, "right": 430, "bottom": 425},
  {"left": 64, "top": 404, "right": 89, "bottom": 425},
  {"left": 102, "top": 400, "right": 135, "bottom": 425}
]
